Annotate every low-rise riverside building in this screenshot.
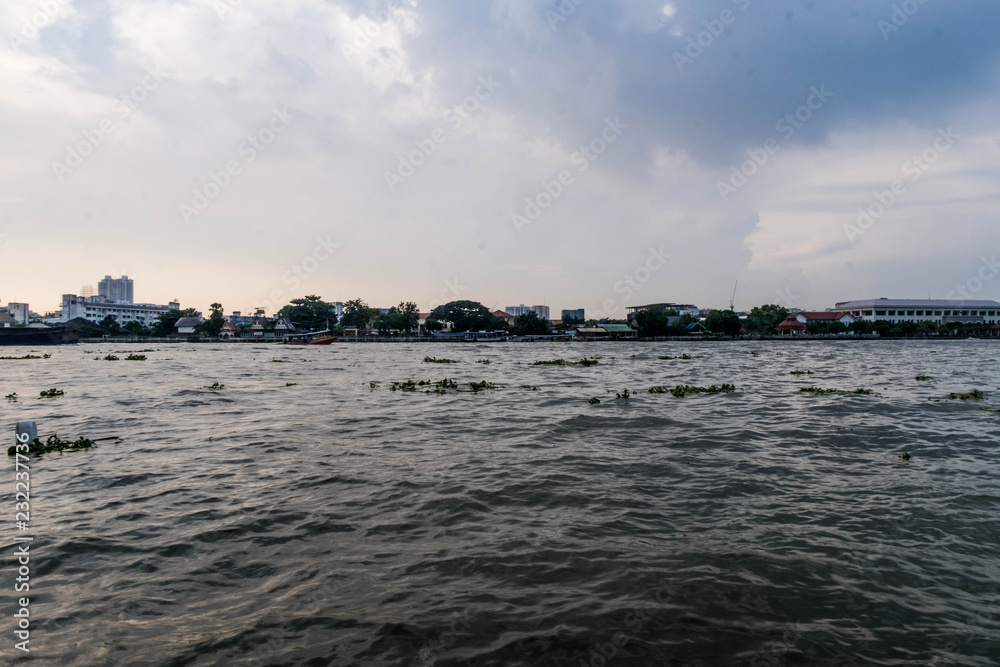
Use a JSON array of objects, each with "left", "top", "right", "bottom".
[
  {"left": 832, "top": 299, "right": 1000, "bottom": 325},
  {"left": 60, "top": 294, "right": 180, "bottom": 326}
]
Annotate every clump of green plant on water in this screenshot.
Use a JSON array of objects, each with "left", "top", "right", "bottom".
[
  {"left": 468, "top": 381, "right": 501, "bottom": 392},
  {"left": 790, "top": 370, "right": 813, "bottom": 376},
  {"left": 424, "top": 356, "right": 458, "bottom": 364},
  {"left": 667, "top": 384, "right": 736, "bottom": 398},
  {"left": 658, "top": 354, "right": 701, "bottom": 360},
  {"left": 390, "top": 380, "right": 418, "bottom": 392},
  {"left": 746, "top": 351, "right": 760, "bottom": 357},
  {"left": 204, "top": 382, "right": 225, "bottom": 390},
  {"left": 285, "top": 382, "right": 297, "bottom": 387},
  {"left": 6, "top": 392, "right": 17, "bottom": 400},
  {"left": 423, "top": 378, "right": 459, "bottom": 394},
  {"left": 476, "top": 359, "right": 491, "bottom": 364},
  {"left": 7, "top": 434, "right": 120, "bottom": 457},
  {"left": 520, "top": 385, "right": 539, "bottom": 391},
  {"left": 103, "top": 354, "right": 119, "bottom": 361},
  {"left": 40, "top": 388, "right": 64, "bottom": 397},
  {"left": 616, "top": 388, "right": 631, "bottom": 400},
  {"left": 979, "top": 406, "right": 998, "bottom": 413},
  {"left": 533, "top": 358, "right": 599, "bottom": 366},
  {"left": 125, "top": 354, "right": 146, "bottom": 361},
  {"left": 949, "top": 389, "right": 984, "bottom": 401},
  {"left": 270, "top": 358, "right": 290, "bottom": 363},
  {"left": 0, "top": 354, "right": 49, "bottom": 360},
  {"left": 915, "top": 375, "right": 932, "bottom": 381},
  {"left": 799, "top": 387, "right": 876, "bottom": 396},
  {"left": 588, "top": 397, "right": 601, "bottom": 404},
  {"left": 898, "top": 452, "right": 911, "bottom": 461},
  {"left": 369, "top": 381, "right": 379, "bottom": 390}
]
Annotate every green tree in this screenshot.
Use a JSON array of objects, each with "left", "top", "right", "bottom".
[
  {"left": 704, "top": 309, "right": 742, "bottom": 336},
  {"left": 198, "top": 303, "right": 226, "bottom": 337},
  {"left": 424, "top": 317, "right": 444, "bottom": 332},
  {"left": 341, "top": 298, "right": 379, "bottom": 330},
  {"left": 745, "top": 304, "right": 789, "bottom": 335},
  {"left": 428, "top": 300, "right": 505, "bottom": 332},
  {"left": 374, "top": 307, "right": 406, "bottom": 335},
  {"left": 280, "top": 295, "right": 339, "bottom": 331},
  {"left": 512, "top": 311, "right": 550, "bottom": 335},
  {"left": 122, "top": 320, "right": 151, "bottom": 337},
  {"left": 99, "top": 314, "right": 121, "bottom": 336},
  {"left": 153, "top": 308, "right": 198, "bottom": 336},
  {"left": 397, "top": 301, "right": 419, "bottom": 333},
  {"left": 850, "top": 319, "right": 876, "bottom": 335},
  {"left": 633, "top": 305, "right": 672, "bottom": 337}
]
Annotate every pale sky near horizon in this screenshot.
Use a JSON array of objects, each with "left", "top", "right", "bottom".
[{"left": 2, "top": 0, "right": 999, "bottom": 318}]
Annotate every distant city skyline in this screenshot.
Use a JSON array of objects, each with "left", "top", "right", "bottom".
[{"left": 2, "top": 2, "right": 999, "bottom": 317}]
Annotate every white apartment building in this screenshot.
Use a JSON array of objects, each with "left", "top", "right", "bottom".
[
  {"left": 832, "top": 299, "right": 1000, "bottom": 325},
  {"left": 505, "top": 304, "right": 550, "bottom": 320},
  {"left": 60, "top": 294, "right": 180, "bottom": 325}
]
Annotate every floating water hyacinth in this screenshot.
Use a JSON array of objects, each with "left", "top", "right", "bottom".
[
  {"left": 520, "top": 385, "right": 539, "bottom": 391},
  {"left": 40, "top": 388, "right": 64, "bottom": 397},
  {"left": 790, "top": 370, "right": 814, "bottom": 375},
  {"left": 669, "top": 384, "right": 736, "bottom": 398},
  {"left": 103, "top": 354, "right": 120, "bottom": 361},
  {"left": 7, "top": 435, "right": 100, "bottom": 456},
  {"left": 658, "top": 354, "right": 701, "bottom": 360},
  {"left": 588, "top": 397, "right": 601, "bottom": 404},
  {"left": 285, "top": 382, "right": 297, "bottom": 387},
  {"left": 476, "top": 359, "right": 491, "bottom": 364},
  {"left": 424, "top": 356, "right": 458, "bottom": 364},
  {"left": 533, "top": 358, "right": 599, "bottom": 366},
  {"left": 949, "top": 389, "right": 984, "bottom": 400},
  {"left": 204, "top": 382, "right": 225, "bottom": 390},
  {"left": 125, "top": 354, "right": 146, "bottom": 361},
  {"left": 799, "top": 387, "right": 875, "bottom": 396},
  {"left": 468, "top": 381, "right": 501, "bottom": 392},
  {"left": 616, "top": 388, "right": 631, "bottom": 400},
  {"left": 0, "top": 354, "right": 49, "bottom": 360},
  {"left": 915, "top": 375, "right": 932, "bottom": 381},
  {"left": 5, "top": 392, "right": 16, "bottom": 400},
  {"left": 898, "top": 452, "right": 911, "bottom": 461}
]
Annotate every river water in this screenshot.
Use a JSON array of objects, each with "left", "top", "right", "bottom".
[{"left": 2, "top": 340, "right": 999, "bottom": 666}]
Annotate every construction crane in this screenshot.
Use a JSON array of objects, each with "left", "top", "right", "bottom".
[{"left": 730, "top": 281, "right": 738, "bottom": 312}]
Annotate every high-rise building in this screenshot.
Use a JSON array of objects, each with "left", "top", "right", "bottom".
[
  {"left": 98, "top": 275, "right": 134, "bottom": 304},
  {"left": 530, "top": 305, "right": 550, "bottom": 320},
  {"left": 562, "top": 308, "right": 585, "bottom": 322},
  {"left": 505, "top": 304, "right": 531, "bottom": 317}
]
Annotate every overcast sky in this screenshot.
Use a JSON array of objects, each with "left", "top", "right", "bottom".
[{"left": 2, "top": 0, "right": 999, "bottom": 317}]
